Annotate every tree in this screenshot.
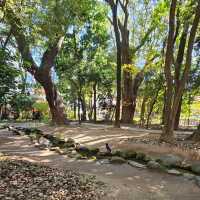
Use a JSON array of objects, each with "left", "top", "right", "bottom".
[
  {"left": 106, "top": 0, "right": 164, "bottom": 124},
  {"left": 160, "top": 0, "right": 200, "bottom": 142},
  {"left": 0, "top": 48, "right": 19, "bottom": 119},
  {"left": 105, "top": 0, "right": 122, "bottom": 127},
  {"left": 56, "top": 3, "right": 113, "bottom": 122},
  {"left": 11, "top": 93, "right": 35, "bottom": 119},
  {"left": 2, "top": 0, "right": 95, "bottom": 125}
]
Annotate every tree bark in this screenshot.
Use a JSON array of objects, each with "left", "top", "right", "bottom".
[
  {"left": 79, "top": 92, "right": 87, "bottom": 121},
  {"left": 174, "top": 97, "right": 182, "bottom": 130},
  {"left": 146, "top": 87, "right": 161, "bottom": 129},
  {"left": 140, "top": 96, "right": 147, "bottom": 127},
  {"left": 35, "top": 71, "right": 67, "bottom": 125},
  {"left": 79, "top": 94, "right": 86, "bottom": 121},
  {"left": 160, "top": 0, "right": 177, "bottom": 142},
  {"left": 93, "top": 83, "right": 97, "bottom": 122},
  {"left": 6, "top": 8, "right": 68, "bottom": 125},
  {"left": 106, "top": 0, "right": 122, "bottom": 128},
  {"left": 78, "top": 97, "right": 81, "bottom": 124},
  {"left": 73, "top": 101, "right": 76, "bottom": 120},
  {"left": 161, "top": 0, "right": 200, "bottom": 142}
]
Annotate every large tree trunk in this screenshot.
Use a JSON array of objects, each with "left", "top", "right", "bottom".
[
  {"left": 80, "top": 95, "right": 86, "bottom": 121},
  {"left": 161, "top": 0, "right": 200, "bottom": 142},
  {"left": 73, "top": 100, "right": 77, "bottom": 120},
  {"left": 107, "top": 0, "right": 122, "bottom": 128},
  {"left": 146, "top": 87, "right": 160, "bottom": 129},
  {"left": 140, "top": 96, "right": 147, "bottom": 127},
  {"left": 118, "top": 3, "right": 133, "bottom": 124},
  {"left": 6, "top": 8, "right": 68, "bottom": 125},
  {"left": 121, "top": 71, "right": 144, "bottom": 123},
  {"left": 93, "top": 83, "right": 97, "bottom": 122},
  {"left": 174, "top": 97, "right": 182, "bottom": 130},
  {"left": 160, "top": 0, "right": 178, "bottom": 142},
  {"left": 35, "top": 72, "right": 67, "bottom": 125}
]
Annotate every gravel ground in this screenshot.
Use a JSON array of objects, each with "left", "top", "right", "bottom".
[{"left": 0, "top": 158, "right": 104, "bottom": 200}]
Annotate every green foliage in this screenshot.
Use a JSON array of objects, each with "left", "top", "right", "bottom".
[
  {"left": 0, "top": 49, "right": 20, "bottom": 106},
  {"left": 11, "top": 94, "right": 35, "bottom": 113},
  {"left": 32, "top": 101, "right": 49, "bottom": 121},
  {"left": 56, "top": 1, "right": 114, "bottom": 112},
  {"left": 33, "top": 101, "right": 49, "bottom": 114}
]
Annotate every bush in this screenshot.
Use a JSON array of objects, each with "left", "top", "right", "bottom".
[{"left": 33, "top": 102, "right": 49, "bottom": 121}]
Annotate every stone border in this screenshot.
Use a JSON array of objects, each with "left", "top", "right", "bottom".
[{"left": 4, "top": 125, "right": 200, "bottom": 188}]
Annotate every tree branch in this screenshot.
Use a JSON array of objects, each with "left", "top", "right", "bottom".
[
  {"left": 132, "top": 26, "right": 154, "bottom": 54},
  {"left": 40, "top": 36, "right": 65, "bottom": 72},
  {"left": 3, "top": 27, "right": 12, "bottom": 49},
  {"left": 105, "top": 0, "right": 115, "bottom": 7},
  {"left": 5, "top": 8, "right": 38, "bottom": 76},
  {"left": 181, "top": 0, "right": 200, "bottom": 84}
]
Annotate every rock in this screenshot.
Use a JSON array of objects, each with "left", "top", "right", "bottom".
[
  {"left": 136, "top": 152, "right": 146, "bottom": 161},
  {"left": 121, "top": 150, "right": 136, "bottom": 159},
  {"left": 195, "top": 176, "right": 200, "bottom": 187},
  {"left": 43, "top": 135, "right": 66, "bottom": 147},
  {"left": 183, "top": 173, "right": 195, "bottom": 180},
  {"left": 62, "top": 142, "right": 75, "bottom": 148},
  {"left": 191, "top": 163, "right": 200, "bottom": 175},
  {"left": 180, "top": 160, "right": 191, "bottom": 170},
  {"left": 24, "top": 127, "right": 42, "bottom": 135},
  {"left": 96, "top": 159, "right": 110, "bottom": 165},
  {"left": 144, "top": 155, "right": 152, "bottom": 162},
  {"left": 0, "top": 152, "right": 4, "bottom": 157},
  {"left": 112, "top": 150, "right": 123, "bottom": 157},
  {"left": 157, "top": 154, "right": 183, "bottom": 168},
  {"left": 167, "top": 169, "right": 182, "bottom": 176},
  {"left": 147, "top": 160, "right": 162, "bottom": 170},
  {"left": 66, "top": 138, "right": 75, "bottom": 144},
  {"left": 96, "top": 151, "right": 112, "bottom": 158},
  {"left": 128, "top": 160, "right": 147, "bottom": 169},
  {"left": 68, "top": 147, "right": 75, "bottom": 151},
  {"left": 88, "top": 147, "right": 100, "bottom": 155},
  {"left": 68, "top": 150, "right": 78, "bottom": 158},
  {"left": 110, "top": 156, "right": 126, "bottom": 164},
  {"left": 50, "top": 147, "right": 60, "bottom": 151},
  {"left": 76, "top": 145, "right": 90, "bottom": 155},
  {"left": 55, "top": 148, "right": 68, "bottom": 155}
]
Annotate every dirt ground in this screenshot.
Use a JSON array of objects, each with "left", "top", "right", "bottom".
[
  {"left": 0, "top": 123, "right": 200, "bottom": 200},
  {"left": 37, "top": 122, "right": 200, "bottom": 161}
]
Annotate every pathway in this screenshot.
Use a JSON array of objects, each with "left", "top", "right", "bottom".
[{"left": 0, "top": 127, "right": 200, "bottom": 200}]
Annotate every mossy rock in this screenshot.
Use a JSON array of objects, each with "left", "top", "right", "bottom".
[
  {"left": 25, "top": 128, "right": 42, "bottom": 135},
  {"left": 61, "top": 142, "right": 75, "bottom": 148},
  {"left": 59, "top": 138, "right": 75, "bottom": 148},
  {"left": 156, "top": 154, "right": 183, "bottom": 168},
  {"left": 191, "top": 163, "right": 200, "bottom": 175},
  {"left": 143, "top": 155, "right": 153, "bottom": 162},
  {"left": 110, "top": 156, "right": 126, "bottom": 164},
  {"left": 136, "top": 152, "right": 146, "bottom": 161},
  {"left": 96, "top": 151, "right": 112, "bottom": 159},
  {"left": 88, "top": 147, "right": 100, "bottom": 155},
  {"left": 112, "top": 150, "right": 123, "bottom": 157},
  {"left": 28, "top": 132, "right": 43, "bottom": 143},
  {"left": 121, "top": 150, "right": 137, "bottom": 160},
  {"left": 77, "top": 147, "right": 99, "bottom": 157},
  {"left": 66, "top": 138, "right": 75, "bottom": 144},
  {"left": 75, "top": 154, "right": 88, "bottom": 160},
  {"left": 147, "top": 160, "right": 164, "bottom": 170}
]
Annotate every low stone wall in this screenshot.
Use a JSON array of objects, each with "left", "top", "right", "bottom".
[{"left": 5, "top": 125, "right": 200, "bottom": 188}]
